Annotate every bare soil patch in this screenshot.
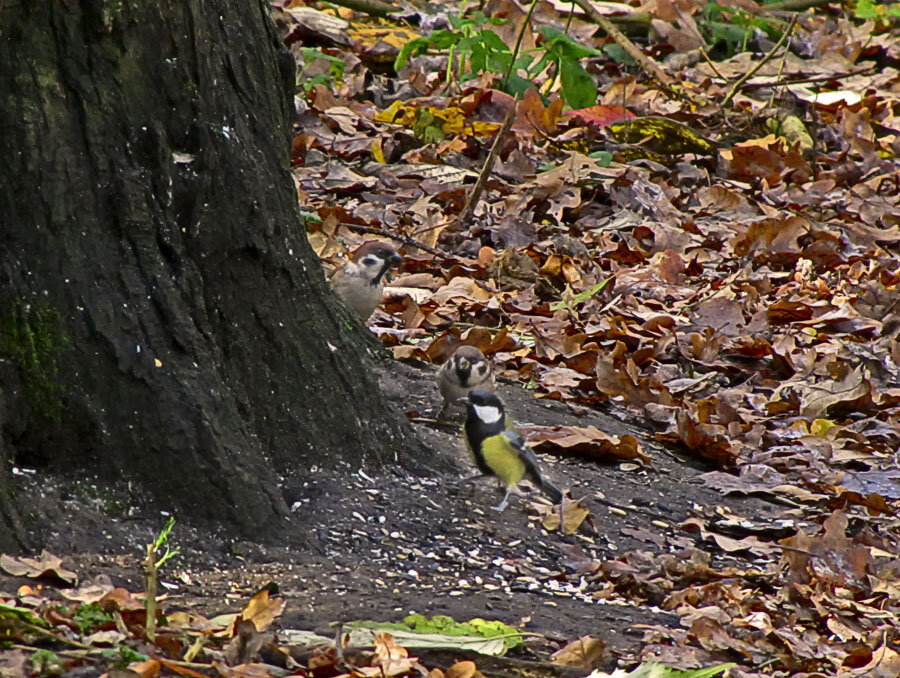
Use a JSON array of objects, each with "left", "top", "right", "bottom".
[{"left": 7, "top": 359, "right": 790, "bottom": 671}]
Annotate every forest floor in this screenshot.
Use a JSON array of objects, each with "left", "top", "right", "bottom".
[{"left": 6, "top": 358, "right": 792, "bottom": 675}]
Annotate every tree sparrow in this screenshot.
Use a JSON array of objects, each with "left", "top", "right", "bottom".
[
  {"left": 437, "top": 346, "right": 494, "bottom": 421},
  {"left": 330, "top": 241, "right": 402, "bottom": 320}
]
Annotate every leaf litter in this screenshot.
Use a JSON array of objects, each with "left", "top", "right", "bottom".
[
  {"left": 288, "top": 0, "right": 900, "bottom": 674},
  {"left": 10, "top": 0, "right": 900, "bottom": 676},
  {"left": 278, "top": 0, "right": 900, "bottom": 670}
]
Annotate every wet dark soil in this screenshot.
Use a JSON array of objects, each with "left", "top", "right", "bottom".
[{"left": 6, "top": 358, "right": 790, "bottom": 671}]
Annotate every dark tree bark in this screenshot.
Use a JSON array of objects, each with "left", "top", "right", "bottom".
[{"left": 0, "top": 0, "right": 417, "bottom": 546}]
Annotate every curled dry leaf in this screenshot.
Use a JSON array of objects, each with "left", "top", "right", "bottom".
[
  {"left": 444, "top": 660, "right": 478, "bottom": 678},
  {"left": 373, "top": 632, "right": 418, "bottom": 677},
  {"left": 124, "top": 658, "right": 162, "bottom": 678},
  {"left": 539, "top": 496, "right": 591, "bottom": 535},
  {"left": 525, "top": 424, "right": 650, "bottom": 465},
  {"left": 550, "top": 635, "right": 607, "bottom": 669},
  {"left": 0, "top": 550, "right": 78, "bottom": 586},
  {"left": 780, "top": 510, "right": 872, "bottom": 591},
  {"left": 240, "top": 588, "right": 286, "bottom": 633}
]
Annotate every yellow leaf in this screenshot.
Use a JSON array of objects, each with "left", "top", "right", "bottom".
[
  {"left": 810, "top": 418, "right": 836, "bottom": 437},
  {"left": 371, "top": 137, "right": 385, "bottom": 164},
  {"left": 375, "top": 99, "right": 406, "bottom": 124}
]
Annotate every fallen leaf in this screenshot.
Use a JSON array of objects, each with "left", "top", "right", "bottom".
[
  {"left": 0, "top": 551, "right": 78, "bottom": 586},
  {"left": 550, "top": 635, "right": 607, "bottom": 668},
  {"left": 240, "top": 588, "right": 285, "bottom": 632}
]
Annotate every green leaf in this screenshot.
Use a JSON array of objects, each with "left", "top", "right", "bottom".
[
  {"left": 339, "top": 615, "right": 525, "bottom": 656},
  {"left": 707, "top": 20, "right": 749, "bottom": 46},
  {"left": 854, "top": 0, "right": 877, "bottom": 17},
  {"left": 74, "top": 603, "right": 115, "bottom": 634},
  {"left": 29, "top": 650, "right": 64, "bottom": 676},
  {"left": 589, "top": 150, "right": 613, "bottom": 166},
  {"left": 527, "top": 51, "right": 554, "bottom": 75},
  {"left": 549, "top": 277, "right": 613, "bottom": 311},
  {"left": 478, "top": 29, "right": 510, "bottom": 53},
  {"left": 503, "top": 73, "right": 537, "bottom": 98},
  {"left": 512, "top": 55, "right": 533, "bottom": 70},
  {"left": 538, "top": 26, "right": 603, "bottom": 59},
  {"left": 559, "top": 58, "right": 597, "bottom": 109},
  {"left": 469, "top": 43, "right": 487, "bottom": 72},
  {"left": 609, "top": 662, "right": 737, "bottom": 678},
  {"left": 602, "top": 43, "right": 634, "bottom": 65},
  {"left": 395, "top": 31, "right": 459, "bottom": 69},
  {"left": 0, "top": 602, "right": 48, "bottom": 627}
]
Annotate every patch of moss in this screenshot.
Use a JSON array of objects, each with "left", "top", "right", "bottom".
[
  {"left": 0, "top": 302, "right": 68, "bottom": 422},
  {"left": 100, "top": 0, "right": 125, "bottom": 30},
  {"left": 73, "top": 603, "right": 115, "bottom": 634},
  {"left": 402, "top": 614, "right": 524, "bottom": 650}
]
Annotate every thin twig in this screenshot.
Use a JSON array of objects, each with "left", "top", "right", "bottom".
[
  {"left": 741, "top": 66, "right": 874, "bottom": 90},
  {"left": 458, "top": 99, "right": 519, "bottom": 227},
  {"left": 21, "top": 624, "right": 92, "bottom": 650},
  {"left": 721, "top": 14, "right": 798, "bottom": 109},
  {"left": 767, "top": 38, "right": 791, "bottom": 108},
  {"left": 698, "top": 47, "right": 726, "bottom": 81},
  {"left": 337, "top": 222, "right": 446, "bottom": 257},
  {"left": 12, "top": 644, "right": 100, "bottom": 658}
]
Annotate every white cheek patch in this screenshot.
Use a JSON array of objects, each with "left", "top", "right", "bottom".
[
  {"left": 473, "top": 404, "right": 502, "bottom": 424},
  {"left": 360, "top": 256, "right": 380, "bottom": 267}
]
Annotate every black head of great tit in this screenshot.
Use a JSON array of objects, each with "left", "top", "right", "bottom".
[
  {"left": 436, "top": 346, "right": 494, "bottom": 421},
  {"left": 461, "top": 390, "right": 563, "bottom": 512},
  {"left": 330, "top": 240, "right": 402, "bottom": 320}
]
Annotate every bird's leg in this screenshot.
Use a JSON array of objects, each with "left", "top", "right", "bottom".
[
  {"left": 491, "top": 487, "right": 512, "bottom": 512},
  {"left": 509, "top": 484, "right": 528, "bottom": 497}
]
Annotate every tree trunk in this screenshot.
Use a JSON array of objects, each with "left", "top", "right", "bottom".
[{"left": 0, "top": 0, "right": 416, "bottom": 546}]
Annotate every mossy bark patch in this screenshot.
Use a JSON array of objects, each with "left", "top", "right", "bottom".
[{"left": 0, "top": 303, "right": 67, "bottom": 422}]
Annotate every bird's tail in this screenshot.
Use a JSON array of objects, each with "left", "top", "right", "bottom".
[{"left": 532, "top": 472, "right": 563, "bottom": 504}]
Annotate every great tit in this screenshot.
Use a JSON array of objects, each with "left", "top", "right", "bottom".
[
  {"left": 462, "top": 390, "right": 563, "bottom": 512},
  {"left": 330, "top": 241, "right": 402, "bottom": 320},
  {"left": 437, "top": 346, "right": 495, "bottom": 421}
]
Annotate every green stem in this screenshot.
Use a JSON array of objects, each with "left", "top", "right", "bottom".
[{"left": 501, "top": 0, "right": 539, "bottom": 90}]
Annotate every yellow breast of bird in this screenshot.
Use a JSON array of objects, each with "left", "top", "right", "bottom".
[{"left": 481, "top": 435, "right": 526, "bottom": 487}]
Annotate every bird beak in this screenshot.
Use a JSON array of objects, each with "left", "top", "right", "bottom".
[{"left": 390, "top": 252, "right": 403, "bottom": 265}]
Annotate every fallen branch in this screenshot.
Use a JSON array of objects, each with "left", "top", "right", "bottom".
[
  {"left": 457, "top": 98, "right": 519, "bottom": 227},
  {"left": 338, "top": 222, "right": 446, "bottom": 257}
]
